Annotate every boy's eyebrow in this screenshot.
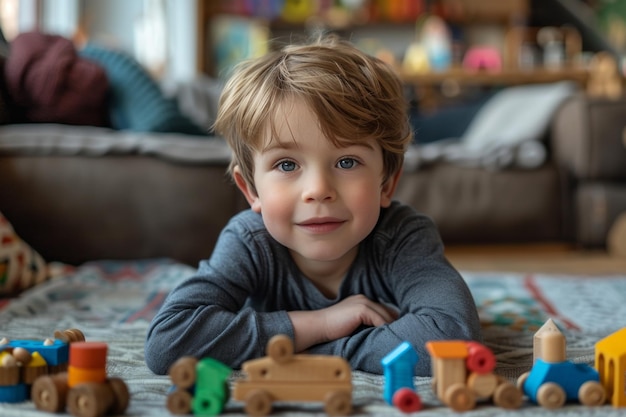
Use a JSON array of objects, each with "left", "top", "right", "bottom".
[
  {"left": 261, "top": 139, "right": 375, "bottom": 153},
  {"left": 260, "top": 140, "right": 297, "bottom": 153}
]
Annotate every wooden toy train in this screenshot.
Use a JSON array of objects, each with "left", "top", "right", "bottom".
[
  {"left": 0, "top": 328, "right": 129, "bottom": 417},
  {"left": 165, "top": 322, "right": 626, "bottom": 415}
]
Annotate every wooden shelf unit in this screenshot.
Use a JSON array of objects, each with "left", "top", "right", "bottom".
[
  {"left": 399, "top": 67, "right": 589, "bottom": 87},
  {"left": 195, "top": 0, "right": 618, "bottom": 100}
]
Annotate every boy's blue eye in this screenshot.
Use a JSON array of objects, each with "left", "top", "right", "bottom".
[
  {"left": 278, "top": 160, "right": 297, "bottom": 172},
  {"left": 338, "top": 158, "right": 357, "bottom": 169}
]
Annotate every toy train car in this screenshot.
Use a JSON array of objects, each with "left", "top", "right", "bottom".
[
  {"left": 167, "top": 356, "right": 231, "bottom": 416},
  {"left": 0, "top": 329, "right": 85, "bottom": 403},
  {"left": 167, "top": 335, "right": 352, "bottom": 417},
  {"left": 31, "top": 341, "right": 130, "bottom": 417},
  {"left": 426, "top": 340, "right": 523, "bottom": 412}
]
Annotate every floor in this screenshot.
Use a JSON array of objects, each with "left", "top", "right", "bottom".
[{"left": 444, "top": 242, "right": 626, "bottom": 274}]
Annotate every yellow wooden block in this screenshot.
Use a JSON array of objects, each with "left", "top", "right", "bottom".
[{"left": 596, "top": 327, "right": 626, "bottom": 408}]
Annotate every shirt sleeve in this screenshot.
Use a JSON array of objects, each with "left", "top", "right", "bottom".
[
  {"left": 304, "top": 206, "right": 482, "bottom": 376},
  {"left": 144, "top": 214, "right": 294, "bottom": 375}
]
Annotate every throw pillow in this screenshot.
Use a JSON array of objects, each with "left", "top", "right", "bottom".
[
  {"left": 5, "top": 31, "right": 110, "bottom": 126},
  {"left": 461, "top": 81, "right": 578, "bottom": 152},
  {"left": 0, "top": 212, "right": 48, "bottom": 297},
  {"left": 79, "top": 43, "right": 207, "bottom": 136}
]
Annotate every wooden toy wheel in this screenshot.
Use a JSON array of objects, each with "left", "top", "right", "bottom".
[
  {"left": 54, "top": 328, "right": 85, "bottom": 343},
  {"left": 31, "top": 373, "right": 69, "bottom": 412},
  {"left": 467, "top": 372, "right": 498, "bottom": 398},
  {"left": 465, "top": 342, "right": 496, "bottom": 374},
  {"left": 194, "top": 392, "right": 225, "bottom": 416},
  {"left": 267, "top": 334, "right": 294, "bottom": 364},
  {"left": 493, "top": 381, "right": 523, "bottom": 409},
  {"left": 244, "top": 389, "right": 273, "bottom": 416},
  {"left": 66, "top": 328, "right": 86, "bottom": 342},
  {"left": 107, "top": 377, "right": 130, "bottom": 414},
  {"left": 516, "top": 371, "right": 529, "bottom": 390},
  {"left": 166, "top": 389, "right": 192, "bottom": 415},
  {"left": 68, "top": 383, "right": 114, "bottom": 417},
  {"left": 392, "top": 387, "right": 422, "bottom": 413},
  {"left": 168, "top": 356, "right": 198, "bottom": 389},
  {"left": 578, "top": 381, "right": 606, "bottom": 406},
  {"left": 324, "top": 390, "right": 352, "bottom": 416},
  {"left": 537, "top": 382, "right": 566, "bottom": 409},
  {"left": 444, "top": 383, "right": 476, "bottom": 412}
]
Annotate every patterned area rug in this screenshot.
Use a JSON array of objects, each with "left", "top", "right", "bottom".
[{"left": 0, "top": 260, "right": 625, "bottom": 416}]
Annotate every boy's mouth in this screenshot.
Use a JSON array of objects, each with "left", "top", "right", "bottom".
[{"left": 297, "top": 217, "right": 345, "bottom": 233}]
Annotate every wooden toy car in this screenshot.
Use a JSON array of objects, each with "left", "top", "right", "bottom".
[
  {"left": 166, "top": 356, "right": 232, "bottom": 416},
  {"left": 232, "top": 334, "right": 352, "bottom": 416},
  {"left": 31, "top": 341, "right": 130, "bottom": 417},
  {"left": 0, "top": 328, "right": 85, "bottom": 403},
  {"left": 381, "top": 341, "right": 422, "bottom": 413},
  {"left": 518, "top": 320, "right": 606, "bottom": 409},
  {"left": 426, "top": 340, "right": 522, "bottom": 412}
]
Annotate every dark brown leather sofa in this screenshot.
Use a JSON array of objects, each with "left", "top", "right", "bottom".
[{"left": 397, "top": 92, "right": 626, "bottom": 248}]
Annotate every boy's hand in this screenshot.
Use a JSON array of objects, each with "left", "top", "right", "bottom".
[{"left": 287, "top": 295, "right": 398, "bottom": 352}]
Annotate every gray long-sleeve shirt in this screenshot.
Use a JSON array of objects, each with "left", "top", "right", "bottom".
[{"left": 145, "top": 201, "right": 481, "bottom": 376}]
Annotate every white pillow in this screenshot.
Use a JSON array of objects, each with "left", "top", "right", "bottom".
[{"left": 461, "top": 81, "right": 578, "bottom": 152}]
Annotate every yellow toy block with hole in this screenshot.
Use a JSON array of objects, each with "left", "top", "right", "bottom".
[{"left": 595, "top": 327, "right": 626, "bottom": 408}]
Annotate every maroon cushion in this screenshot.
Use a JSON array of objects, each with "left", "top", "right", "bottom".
[{"left": 4, "top": 31, "right": 110, "bottom": 126}]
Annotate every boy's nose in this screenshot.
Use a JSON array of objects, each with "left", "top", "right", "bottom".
[{"left": 302, "top": 170, "right": 336, "bottom": 202}]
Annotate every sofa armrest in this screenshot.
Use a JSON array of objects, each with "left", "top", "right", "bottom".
[{"left": 551, "top": 92, "right": 626, "bottom": 181}]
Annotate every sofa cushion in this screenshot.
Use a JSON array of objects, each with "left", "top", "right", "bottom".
[
  {"left": 80, "top": 43, "right": 207, "bottom": 136},
  {"left": 0, "top": 211, "right": 48, "bottom": 296},
  {"left": 395, "top": 162, "right": 564, "bottom": 243}
]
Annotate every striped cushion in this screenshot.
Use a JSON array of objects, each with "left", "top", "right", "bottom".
[{"left": 80, "top": 44, "right": 206, "bottom": 135}]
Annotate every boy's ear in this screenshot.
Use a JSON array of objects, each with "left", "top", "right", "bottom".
[
  {"left": 233, "top": 166, "right": 262, "bottom": 213},
  {"left": 380, "top": 170, "right": 402, "bottom": 208}
]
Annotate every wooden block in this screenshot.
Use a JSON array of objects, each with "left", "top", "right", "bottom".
[{"left": 533, "top": 319, "right": 565, "bottom": 363}]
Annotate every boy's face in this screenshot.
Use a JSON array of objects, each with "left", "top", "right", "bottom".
[{"left": 235, "top": 99, "right": 399, "bottom": 275}]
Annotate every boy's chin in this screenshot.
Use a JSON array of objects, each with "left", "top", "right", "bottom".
[{"left": 289, "top": 245, "right": 358, "bottom": 264}]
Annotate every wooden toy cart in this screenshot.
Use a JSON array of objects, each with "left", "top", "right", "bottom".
[{"left": 232, "top": 334, "right": 352, "bottom": 416}]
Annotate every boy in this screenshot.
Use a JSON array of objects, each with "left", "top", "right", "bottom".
[{"left": 145, "top": 37, "right": 481, "bottom": 376}]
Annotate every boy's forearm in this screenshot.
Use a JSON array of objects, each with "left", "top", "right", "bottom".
[
  {"left": 287, "top": 310, "right": 328, "bottom": 352},
  {"left": 306, "top": 311, "right": 480, "bottom": 375},
  {"left": 145, "top": 306, "right": 293, "bottom": 374}
]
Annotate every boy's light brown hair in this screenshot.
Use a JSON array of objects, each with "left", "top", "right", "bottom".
[{"left": 214, "top": 36, "right": 412, "bottom": 193}]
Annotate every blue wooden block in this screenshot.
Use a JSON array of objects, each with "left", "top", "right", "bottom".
[
  {"left": 7, "top": 339, "right": 68, "bottom": 366},
  {"left": 381, "top": 342, "right": 419, "bottom": 405},
  {"left": 0, "top": 384, "right": 29, "bottom": 403}
]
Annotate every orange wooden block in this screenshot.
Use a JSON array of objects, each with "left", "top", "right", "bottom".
[
  {"left": 426, "top": 340, "right": 469, "bottom": 359},
  {"left": 67, "top": 365, "right": 107, "bottom": 388}
]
